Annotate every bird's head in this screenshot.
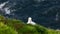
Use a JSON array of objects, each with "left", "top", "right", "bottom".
[{"left": 28, "top": 17, "right": 32, "bottom": 20}]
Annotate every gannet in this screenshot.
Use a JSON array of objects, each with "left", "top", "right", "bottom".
[{"left": 27, "top": 17, "right": 36, "bottom": 25}]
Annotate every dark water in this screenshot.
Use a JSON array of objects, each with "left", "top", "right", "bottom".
[{"left": 1, "top": 0, "right": 60, "bottom": 29}]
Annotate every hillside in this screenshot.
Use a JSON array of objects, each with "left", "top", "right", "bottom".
[{"left": 0, "top": 15, "right": 60, "bottom": 34}]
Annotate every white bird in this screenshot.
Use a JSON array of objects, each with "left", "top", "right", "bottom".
[{"left": 27, "top": 17, "right": 36, "bottom": 25}]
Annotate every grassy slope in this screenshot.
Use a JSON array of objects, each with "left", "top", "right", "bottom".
[{"left": 0, "top": 15, "right": 60, "bottom": 34}]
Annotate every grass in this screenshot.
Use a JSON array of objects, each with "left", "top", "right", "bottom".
[{"left": 0, "top": 15, "right": 60, "bottom": 34}]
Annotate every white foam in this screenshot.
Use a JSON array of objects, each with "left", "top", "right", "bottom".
[
  {"left": 4, "top": 7, "right": 11, "bottom": 15},
  {"left": 55, "top": 13, "right": 59, "bottom": 21},
  {"left": 34, "top": 0, "right": 45, "bottom": 3},
  {"left": 0, "top": 1, "right": 9, "bottom": 8}
]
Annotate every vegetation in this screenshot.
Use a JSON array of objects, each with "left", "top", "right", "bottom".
[
  {"left": 0, "top": 15, "right": 60, "bottom": 34},
  {"left": 0, "top": 22, "right": 18, "bottom": 34}
]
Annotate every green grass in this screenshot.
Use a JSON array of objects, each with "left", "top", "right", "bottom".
[
  {"left": 0, "top": 15, "right": 60, "bottom": 34},
  {"left": 0, "top": 22, "right": 18, "bottom": 34}
]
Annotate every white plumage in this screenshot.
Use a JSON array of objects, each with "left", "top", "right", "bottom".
[{"left": 27, "top": 17, "right": 36, "bottom": 25}]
